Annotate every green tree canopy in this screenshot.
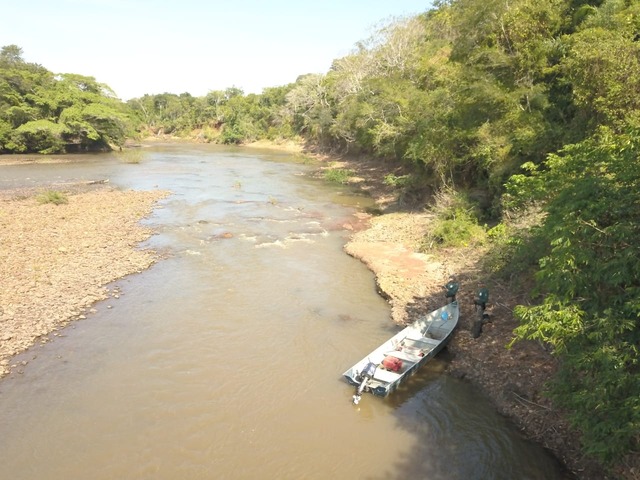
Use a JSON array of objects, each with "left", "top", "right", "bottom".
[
  {"left": 506, "top": 126, "right": 640, "bottom": 462},
  {"left": 0, "top": 47, "right": 132, "bottom": 153}
]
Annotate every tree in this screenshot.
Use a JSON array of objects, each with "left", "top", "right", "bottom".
[
  {"left": 0, "top": 50, "right": 132, "bottom": 153},
  {"left": 0, "top": 45, "right": 24, "bottom": 65},
  {"left": 507, "top": 127, "right": 640, "bottom": 463},
  {"left": 283, "top": 74, "right": 335, "bottom": 146},
  {"left": 10, "top": 119, "right": 67, "bottom": 153},
  {"left": 560, "top": 2, "right": 640, "bottom": 131}
]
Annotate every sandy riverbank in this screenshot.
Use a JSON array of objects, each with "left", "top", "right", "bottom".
[{"left": 0, "top": 185, "right": 169, "bottom": 377}]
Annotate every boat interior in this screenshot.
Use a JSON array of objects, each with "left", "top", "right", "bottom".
[{"left": 371, "top": 335, "right": 440, "bottom": 383}]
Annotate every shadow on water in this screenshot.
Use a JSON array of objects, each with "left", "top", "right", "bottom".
[{"left": 357, "top": 349, "right": 574, "bottom": 480}]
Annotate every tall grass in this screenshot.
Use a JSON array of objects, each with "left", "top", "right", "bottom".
[
  {"left": 36, "top": 190, "right": 68, "bottom": 205},
  {"left": 324, "top": 167, "right": 354, "bottom": 184},
  {"left": 115, "top": 149, "right": 145, "bottom": 164}
]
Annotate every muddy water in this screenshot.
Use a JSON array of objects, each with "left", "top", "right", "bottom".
[{"left": 0, "top": 145, "right": 567, "bottom": 479}]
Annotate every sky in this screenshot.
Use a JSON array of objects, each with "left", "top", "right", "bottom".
[{"left": 2, "top": 0, "right": 433, "bottom": 100}]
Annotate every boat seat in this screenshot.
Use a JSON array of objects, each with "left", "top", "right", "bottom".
[
  {"left": 373, "top": 368, "right": 401, "bottom": 383},
  {"left": 406, "top": 335, "right": 440, "bottom": 347},
  {"left": 386, "top": 350, "right": 421, "bottom": 363}
]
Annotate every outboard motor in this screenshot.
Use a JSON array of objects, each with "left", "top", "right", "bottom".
[
  {"left": 472, "top": 287, "right": 490, "bottom": 338},
  {"left": 444, "top": 280, "right": 459, "bottom": 303},
  {"left": 353, "top": 361, "right": 377, "bottom": 405}
]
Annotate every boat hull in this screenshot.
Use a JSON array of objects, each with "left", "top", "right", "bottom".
[{"left": 343, "top": 301, "right": 459, "bottom": 399}]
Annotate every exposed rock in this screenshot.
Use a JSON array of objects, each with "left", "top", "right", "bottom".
[{"left": 0, "top": 186, "right": 169, "bottom": 372}]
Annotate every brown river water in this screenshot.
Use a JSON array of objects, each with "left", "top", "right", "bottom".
[{"left": 0, "top": 145, "right": 568, "bottom": 479}]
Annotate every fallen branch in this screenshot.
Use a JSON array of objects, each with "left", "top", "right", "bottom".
[{"left": 511, "top": 391, "right": 552, "bottom": 410}]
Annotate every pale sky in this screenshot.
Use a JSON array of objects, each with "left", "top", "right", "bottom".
[{"left": 2, "top": 0, "right": 432, "bottom": 100}]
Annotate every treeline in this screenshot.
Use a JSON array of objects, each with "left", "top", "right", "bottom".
[
  {"left": 126, "top": 85, "right": 295, "bottom": 145},
  {"left": 1, "top": 0, "right": 638, "bottom": 467}
]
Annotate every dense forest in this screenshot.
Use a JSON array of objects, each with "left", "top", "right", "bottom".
[{"left": 1, "top": 0, "right": 638, "bottom": 470}]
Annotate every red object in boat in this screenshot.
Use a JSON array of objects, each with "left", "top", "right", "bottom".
[{"left": 382, "top": 356, "right": 403, "bottom": 372}]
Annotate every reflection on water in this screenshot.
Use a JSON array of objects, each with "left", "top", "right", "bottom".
[{"left": 0, "top": 145, "right": 567, "bottom": 479}]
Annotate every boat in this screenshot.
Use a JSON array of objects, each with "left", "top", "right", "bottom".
[{"left": 343, "top": 300, "right": 459, "bottom": 404}]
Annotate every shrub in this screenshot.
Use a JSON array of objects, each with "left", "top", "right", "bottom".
[
  {"left": 422, "top": 188, "right": 486, "bottom": 249},
  {"left": 482, "top": 222, "right": 547, "bottom": 280},
  {"left": 36, "top": 190, "right": 68, "bottom": 205},
  {"left": 383, "top": 173, "right": 410, "bottom": 187},
  {"left": 324, "top": 167, "right": 354, "bottom": 184},
  {"left": 218, "top": 123, "right": 245, "bottom": 144},
  {"left": 115, "top": 149, "right": 144, "bottom": 164},
  {"left": 426, "top": 208, "right": 485, "bottom": 248}
]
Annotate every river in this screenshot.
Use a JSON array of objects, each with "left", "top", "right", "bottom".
[{"left": 0, "top": 144, "right": 567, "bottom": 479}]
